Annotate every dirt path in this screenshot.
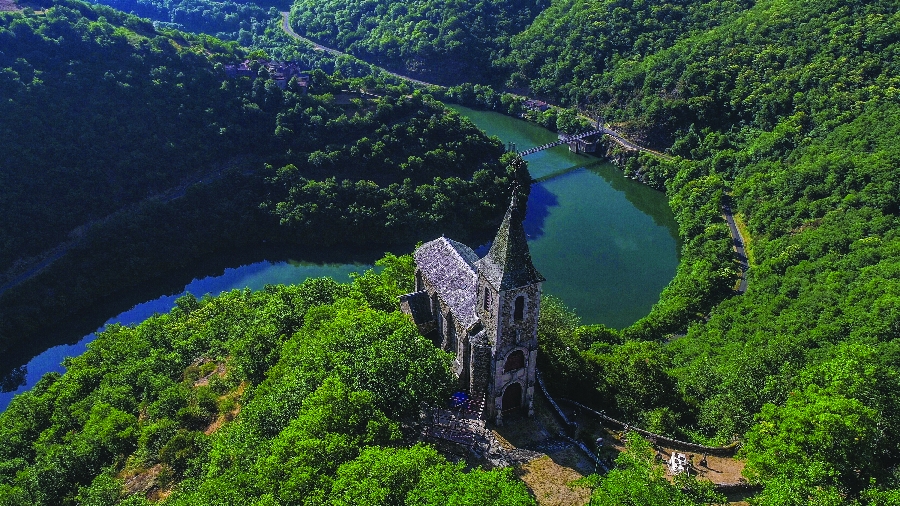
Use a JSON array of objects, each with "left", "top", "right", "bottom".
[{"left": 490, "top": 396, "right": 594, "bottom": 505}]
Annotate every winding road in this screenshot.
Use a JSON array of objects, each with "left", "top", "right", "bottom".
[
  {"left": 722, "top": 199, "right": 749, "bottom": 294},
  {"left": 598, "top": 126, "right": 673, "bottom": 160},
  {"left": 278, "top": 12, "right": 673, "bottom": 159},
  {"left": 279, "top": 12, "right": 441, "bottom": 89},
  {"left": 279, "top": 12, "right": 748, "bottom": 294}
]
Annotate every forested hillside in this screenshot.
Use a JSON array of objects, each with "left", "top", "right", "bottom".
[
  {"left": 502, "top": 0, "right": 752, "bottom": 105},
  {"left": 3, "top": 0, "right": 900, "bottom": 503},
  {"left": 0, "top": 2, "right": 516, "bottom": 357},
  {"left": 0, "top": 257, "right": 535, "bottom": 505},
  {"left": 74, "top": 0, "right": 282, "bottom": 42},
  {"left": 288, "top": 0, "right": 549, "bottom": 84},
  {"left": 0, "top": 2, "right": 244, "bottom": 274},
  {"left": 519, "top": 0, "right": 900, "bottom": 503}
]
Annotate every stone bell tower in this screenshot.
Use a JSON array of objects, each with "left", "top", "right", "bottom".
[{"left": 474, "top": 190, "right": 544, "bottom": 424}]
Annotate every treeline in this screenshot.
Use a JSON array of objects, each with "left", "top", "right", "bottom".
[
  {"left": 0, "top": 257, "right": 535, "bottom": 505},
  {"left": 0, "top": 3, "right": 515, "bottom": 360}
]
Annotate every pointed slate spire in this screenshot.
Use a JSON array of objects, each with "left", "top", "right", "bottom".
[{"left": 475, "top": 187, "right": 545, "bottom": 290}]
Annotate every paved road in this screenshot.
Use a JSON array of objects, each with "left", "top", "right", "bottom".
[
  {"left": 280, "top": 12, "right": 443, "bottom": 89},
  {"left": 599, "top": 126, "right": 673, "bottom": 160},
  {"left": 722, "top": 200, "right": 749, "bottom": 294}
]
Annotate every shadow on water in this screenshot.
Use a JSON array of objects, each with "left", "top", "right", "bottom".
[
  {"left": 448, "top": 104, "right": 680, "bottom": 328},
  {"left": 0, "top": 241, "right": 391, "bottom": 397},
  {"left": 532, "top": 161, "right": 597, "bottom": 183},
  {"left": 523, "top": 184, "right": 560, "bottom": 241},
  {"left": 473, "top": 183, "right": 559, "bottom": 257},
  {"left": 529, "top": 157, "right": 679, "bottom": 251}
]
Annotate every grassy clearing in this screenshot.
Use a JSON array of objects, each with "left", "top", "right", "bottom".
[{"left": 733, "top": 213, "right": 755, "bottom": 266}]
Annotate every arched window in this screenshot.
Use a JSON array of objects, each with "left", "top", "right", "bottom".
[
  {"left": 483, "top": 287, "right": 490, "bottom": 311},
  {"left": 503, "top": 350, "right": 526, "bottom": 372},
  {"left": 514, "top": 295, "right": 525, "bottom": 321}
]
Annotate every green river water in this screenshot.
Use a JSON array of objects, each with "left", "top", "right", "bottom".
[{"left": 450, "top": 105, "right": 680, "bottom": 328}]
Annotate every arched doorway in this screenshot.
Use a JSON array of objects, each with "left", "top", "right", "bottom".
[{"left": 501, "top": 382, "right": 522, "bottom": 412}]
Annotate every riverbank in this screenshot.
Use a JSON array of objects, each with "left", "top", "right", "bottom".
[{"left": 0, "top": 85, "right": 516, "bottom": 362}]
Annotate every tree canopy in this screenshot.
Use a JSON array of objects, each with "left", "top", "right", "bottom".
[{"left": 0, "top": 256, "right": 536, "bottom": 505}]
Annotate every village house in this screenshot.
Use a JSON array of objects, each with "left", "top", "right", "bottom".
[
  {"left": 224, "top": 59, "right": 309, "bottom": 91},
  {"left": 523, "top": 99, "right": 550, "bottom": 112},
  {"left": 400, "top": 191, "right": 543, "bottom": 425}
]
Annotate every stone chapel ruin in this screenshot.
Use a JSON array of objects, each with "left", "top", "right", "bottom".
[{"left": 400, "top": 191, "right": 543, "bottom": 424}]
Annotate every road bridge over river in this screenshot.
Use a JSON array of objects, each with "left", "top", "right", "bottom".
[
  {"left": 518, "top": 127, "right": 672, "bottom": 159},
  {"left": 279, "top": 12, "right": 753, "bottom": 297},
  {"left": 516, "top": 129, "right": 602, "bottom": 156}
]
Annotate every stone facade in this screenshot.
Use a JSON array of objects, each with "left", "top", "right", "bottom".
[{"left": 400, "top": 192, "right": 543, "bottom": 423}]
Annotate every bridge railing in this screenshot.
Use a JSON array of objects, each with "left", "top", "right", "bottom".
[{"left": 518, "top": 127, "right": 672, "bottom": 160}]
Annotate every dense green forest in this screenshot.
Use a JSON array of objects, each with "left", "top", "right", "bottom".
[
  {"left": 518, "top": 0, "right": 900, "bottom": 504},
  {"left": 4, "top": 0, "right": 900, "bottom": 503},
  {"left": 73, "top": 0, "right": 282, "bottom": 42},
  {"left": 0, "top": 256, "right": 534, "bottom": 505},
  {"left": 502, "top": 0, "right": 752, "bottom": 105},
  {"left": 287, "top": 0, "right": 548, "bottom": 84},
  {"left": 0, "top": 2, "right": 516, "bottom": 359}
]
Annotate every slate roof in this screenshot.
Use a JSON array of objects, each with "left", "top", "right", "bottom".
[
  {"left": 475, "top": 193, "right": 545, "bottom": 290},
  {"left": 414, "top": 237, "right": 479, "bottom": 328}
]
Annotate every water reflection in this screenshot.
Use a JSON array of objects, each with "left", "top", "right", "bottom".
[
  {"left": 1, "top": 105, "right": 682, "bottom": 412},
  {"left": 0, "top": 260, "right": 370, "bottom": 411},
  {"left": 449, "top": 105, "right": 680, "bottom": 328}
]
